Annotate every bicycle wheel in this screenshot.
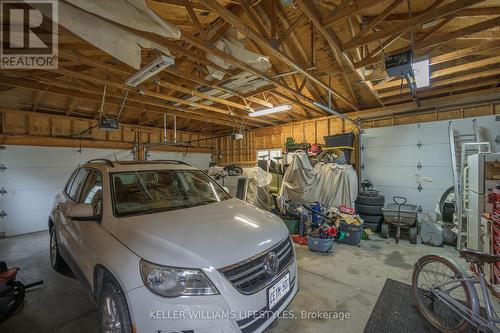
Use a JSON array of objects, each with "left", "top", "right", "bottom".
[{"left": 412, "top": 255, "right": 472, "bottom": 333}]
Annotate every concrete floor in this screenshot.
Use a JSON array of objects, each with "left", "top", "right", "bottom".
[{"left": 0, "top": 231, "right": 465, "bottom": 332}]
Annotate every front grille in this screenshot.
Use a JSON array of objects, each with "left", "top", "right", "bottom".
[{"left": 219, "top": 237, "right": 294, "bottom": 294}]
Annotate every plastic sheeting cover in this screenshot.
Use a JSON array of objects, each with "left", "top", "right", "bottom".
[
  {"left": 206, "top": 36, "right": 271, "bottom": 80},
  {"left": 278, "top": 151, "right": 358, "bottom": 211},
  {"left": 36, "top": 1, "right": 175, "bottom": 69},
  {"left": 242, "top": 167, "right": 273, "bottom": 211},
  {"left": 66, "top": 0, "right": 180, "bottom": 39}
]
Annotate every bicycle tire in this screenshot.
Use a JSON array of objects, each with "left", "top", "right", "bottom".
[{"left": 412, "top": 255, "right": 473, "bottom": 333}]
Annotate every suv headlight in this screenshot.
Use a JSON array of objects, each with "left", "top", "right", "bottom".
[{"left": 140, "top": 260, "right": 218, "bottom": 297}]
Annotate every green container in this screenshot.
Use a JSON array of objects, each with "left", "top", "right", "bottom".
[{"left": 283, "top": 218, "right": 299, "bottom": 235}]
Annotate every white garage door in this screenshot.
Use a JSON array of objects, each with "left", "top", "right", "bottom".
[
  {"left": 0, "top": 145, "right": 134, "bottom": 237},
  {"left": 360, "top": 115, "right": 499, "bottom": 214}
]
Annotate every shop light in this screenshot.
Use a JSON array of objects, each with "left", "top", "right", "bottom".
[
  {"left": 125, "top": 55, "right": 175, "bottom": 87},
  {"left": 249, "top": 104, "right": 292, "bottom": 117}
]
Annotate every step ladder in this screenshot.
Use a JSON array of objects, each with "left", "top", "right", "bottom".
[{"left": 448, "top": 119, "right": 491, "bottom": 250}]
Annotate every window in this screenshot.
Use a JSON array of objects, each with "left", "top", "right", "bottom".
[
  {"left": 111, "top": 170, "right": 230, "bottom": 217},
  {"left": 67, "top": 168, "right": 89, "bottom": 202},
  {"left": 257, "top": 149, "right": 282, "bottom": 172},
  {"left": 80, "top": 169, "right": 103, "bottom": 216}
]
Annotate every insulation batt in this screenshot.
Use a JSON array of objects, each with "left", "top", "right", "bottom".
[{"left": 278, "top": 151, "right": 358, "bottom": 211}]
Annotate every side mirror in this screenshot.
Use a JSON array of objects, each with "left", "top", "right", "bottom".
[{"left": 67, "top": 204, "right": 97, "bottom": 221}]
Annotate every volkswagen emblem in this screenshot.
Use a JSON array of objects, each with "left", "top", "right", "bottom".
[{"left": 264, "top": 251, "right": 279, "bottom": 276}]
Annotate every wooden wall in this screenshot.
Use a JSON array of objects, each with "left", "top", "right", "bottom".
[
  {"left": 215, "top": 101, "right": 500, "bottom": 165},
  {"left": 0, "top": 108, "right": 215, "bottom": 153}
]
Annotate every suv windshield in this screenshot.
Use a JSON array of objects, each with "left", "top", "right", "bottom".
[{"left": 111, "top": 170, "right": 230, "bottom": 217}]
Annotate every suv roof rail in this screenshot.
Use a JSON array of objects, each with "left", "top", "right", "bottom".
[
  {"left": 86, "top": 159, "right": 115, "bottom": 167},
  {"left": 148, "top": 159, "right": 191, "bottom": 166}
]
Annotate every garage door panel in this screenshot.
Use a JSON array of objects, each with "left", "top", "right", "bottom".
[
  {"left": 2, "top": 188, "right": 59, "bottom": 214},
  {"left": 0, "top": 146, "right": 134, "bottom": 236},
  {"left": 366, "top": 166, "right": 453, "bottom": 189},
  {"left": 5, "top": 168, "right": 73, "bottom": 191},
  {"left": 362, "top": 115, "right": 497, "bottom": 212},
  {"left": 4, "top": 210, "right": 50, "bottom": 236}
]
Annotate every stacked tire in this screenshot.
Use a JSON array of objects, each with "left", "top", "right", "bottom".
[{"left": 355, "top": 192, "right": 385, "bottom": 232}]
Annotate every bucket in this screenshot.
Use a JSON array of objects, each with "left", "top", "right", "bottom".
[
  {"left": 307, "top": 236, "right": 334, "bottom": 253},
  {"left": 338, "top": 221, "right": 364, "bottom": 245},
  {"left": 283, "top": 219, "right": 299, "bottom": 235}
]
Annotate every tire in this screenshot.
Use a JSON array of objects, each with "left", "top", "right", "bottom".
[
  {"left": 360, "top": 214, "right": 383, "bottom": 223},
  {"left": 49, "top": 227, "right": 67, "bottom": 272},
  {"left": 356, "top": 193, "right": 385, "bottom": 206},
  {"left": 409, "top": 226, "right": 418, "bottom": 244},
  {"left": 381, "top": 223, "right": 389, "bottom": 238},
  {"left": 98, "top": 282, "right": 133, "bottom": 333},
  {"left": 412, "top": 255, "right": 473, "bottom": 333},
  {"left": 355, "top": 203, "right": 384, "bottom": 216}
]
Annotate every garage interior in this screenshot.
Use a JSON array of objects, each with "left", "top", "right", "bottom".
[{"left": 0, "top": 0, "right": 499, "bottom": 332}]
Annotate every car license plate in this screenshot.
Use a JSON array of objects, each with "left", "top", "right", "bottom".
[{"left": 268, "top": 272, "right": 290, "bottom": 309}]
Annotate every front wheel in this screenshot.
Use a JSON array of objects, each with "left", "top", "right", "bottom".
[
  {"left": 49, "top": 227, "right": 66, "bottom": 272},
  {"left": 98, "top": 282, "right": 133, "bottom": 333},
  {"left": 412, "top": 255, "right": 473, "bottom": 333}
]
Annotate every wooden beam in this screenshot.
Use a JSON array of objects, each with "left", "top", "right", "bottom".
[
  {"left": 354, "top": 16, "right": 500, "bottom": 69},
  {"left": 295, "top": 0, "right": 384, "bottom": 106},
  {"left": 183, "top": 0, "right": 206, "bottom": 39},
  {"left": 199, "top": 0, "right": 359, "bottom": 111},
  {"left": 276, "top": 13, "right": 306, "bottom": 46},
  {"left": 322, "top": 0, "right": 380, "bottom": 28},
  {"left": 431, "top": 40, "right": 500, "bottom": 65},
  {"left": 378, "top": 68, "right": 500, "bottom": 96},
  {"left": 348, "top": 0, "right": 404, "bottom": 44},
  {"left": 343, "top": 0, "right": 486, "bottom": 50},
  {"left": 381, "top": 77, "right": 500, "bottom": 102},
  {"left": 363, "top": 6, "right": 500, "bottom": 21}
]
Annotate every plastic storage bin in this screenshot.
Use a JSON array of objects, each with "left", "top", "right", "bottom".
[
  {"left": 324, "top": 133, "right": 355, "bottom": 147},
  {"left": 338, "top": 221, "right": 364, "bottom": 245},
  {"left": 307, "top": 236, "right": 334, "bottom": 252},
  {"left": 283, "top": 218, "right": 299, "bottom": 234}
]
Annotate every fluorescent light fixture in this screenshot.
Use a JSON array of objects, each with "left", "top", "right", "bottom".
[
  {"left": 249, "top": 104, "right": 291, "bottom": 117},
  {"left": 412, "top": 56, "right": 430, "bottom": 88},
  {"left": 125, "top": 55, "right": 175, "bottom": 87}
]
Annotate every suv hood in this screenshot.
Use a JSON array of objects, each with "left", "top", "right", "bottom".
[{"left": 108, "top": 198, "right": 288, "bottom": 268}]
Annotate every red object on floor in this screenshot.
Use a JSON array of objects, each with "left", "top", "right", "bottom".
[
  {"left": 291, "top": 235, "right": 308, "bottom": 246},
  {"left": 340, "top": 205, "right": 355, "bottom": 215}
]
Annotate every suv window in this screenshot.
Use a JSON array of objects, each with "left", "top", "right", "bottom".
[
  {"left": 67, "top": 168, "right": 89, "bottom": 202},
  {"left": 80, "top": 169, "right": 103, "bottom": 216},
  {"left": 112, "top": 170, "right": 230, "bottom": 217}
]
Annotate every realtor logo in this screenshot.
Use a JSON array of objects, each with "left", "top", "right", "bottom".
[{"left": 1, "top": 0, "right": 58, "bottom": 69}]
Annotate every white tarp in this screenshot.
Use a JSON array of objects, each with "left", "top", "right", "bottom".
[
  {"left": 243, "top": 167, "right": 273, "bottom": 211},
  {"left": 66, "top": 0, "right": 180, "bottom": 39},
  {"left": 278, "top": 151, "right": 358, "bottom": 211},
  {"left": 206, "top": 36, "right": 271, "bottom": 80},
  {"left": 35, "top": 1, "right": 175, "bottom": 69}
]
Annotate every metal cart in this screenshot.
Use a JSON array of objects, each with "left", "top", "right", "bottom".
[{"left": 381, "top": 196, "right": 418, "bottom": 244}]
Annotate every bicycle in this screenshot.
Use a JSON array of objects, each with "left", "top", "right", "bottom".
[{"left": 412, "top": 248, "right": 500, "bottom": 332}]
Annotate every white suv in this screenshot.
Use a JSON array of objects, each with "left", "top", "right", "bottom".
[{"left": 49, "top": 159, "right": 298, "bottom": 333}]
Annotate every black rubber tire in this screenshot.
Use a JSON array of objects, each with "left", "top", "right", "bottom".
[
  {"left": 409, "top": 226, "right": 418, "bottom": 244},
  {"left": 356, "top": 193, "right": 385, "bottom": 206},
  {"left": 360, "top": 214, "right": 383, "bottom": 223},
  {"left": 364, "top": 222, "right": 382, "bottom": 232},
  {"left": 356, "top": 203, "right": 384, "bottom": 216},
  {"left": 98, "top": 282, "right": 133, "bottom": 333},
  {"left": 412, "top": 255, "right": 472, "bottom": 333},
  {"left": 381, "top": 223, "right": 390, "bottom": 239},
  {"left": 50, "top": 227, "right": 67, "bottom": 272}
]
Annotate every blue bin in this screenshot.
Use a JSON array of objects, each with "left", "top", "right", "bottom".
[{"left": 307, "top": 236, "right": 334, "bottom": 253}]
